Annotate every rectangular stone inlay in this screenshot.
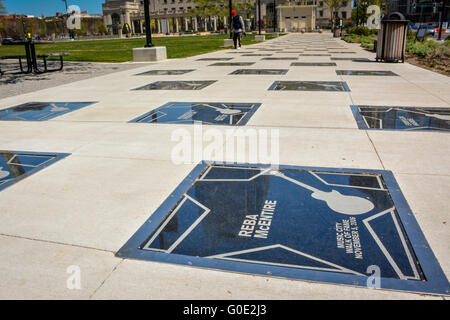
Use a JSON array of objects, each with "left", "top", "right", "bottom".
[
  {"left": 269, "top": 81, "right": 350, "bottom": 92},
  {"left": 351, "top": 105, "right": 450, "bottom": 131},
  {"left": 230, "top": 69, "right": 289, "bottom": 75},
  {"left": 197, "top": 58, "right": 233, "bottom": 61},
  {"left": 133, "top": 81, "right": 217, "bottom": 90},
  {"left": 208, "top": 62, "right": 255, "bottom": 66},
  {"left": 262, "top": 57, "right": 299, "bottom": 60},
  {"left": 0, "top": 102, "right": 97, "bottom": 121},
  {"left": 0, "top": 151, "right": 70, "bottom": 192},
  {"left": 337, "top": 70, "right": 398, "bottom": 76},
  {"left": 116, "top": 162, "right": 450, "bottom": 296},
  {"left": 136, "top": 70, "right": 195, "bottom": 76},
  {"left": 291, "top": 62, "right": 337, "bottom": 66},
  {"left": 130, "top": 102, "right": 261, "bottom": 126}
]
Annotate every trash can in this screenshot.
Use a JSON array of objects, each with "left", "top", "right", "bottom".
[
  {"left": 376, "top": 12, "right": 409, "bottom": 63},
  {"left": 333, "top": 27, "right": 341, "bottom": 38}
]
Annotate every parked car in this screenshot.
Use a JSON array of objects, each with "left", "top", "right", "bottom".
[
  {"left": 1, "top": 38, "right": 14, "bottom": 45},
  {"left": 423, "top": 25, "right": 435, "bottom": 35},
  {"left": 434, "top": 27, "right": 446, "bottom": 34}
]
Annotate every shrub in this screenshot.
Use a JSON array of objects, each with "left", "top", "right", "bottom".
[
  {"left": 343, "top": 33, "right": 361, "bottom": 43},
  {"left": 424, "top": 39, "right": 439, "bottom": 50},
  {"left": 346, "top": 26, "right": 376, "bottom": 36},
  {"left": 406, "top": 41, "right": 434, "bottom": 57},
  {"left": 343, "top": 35, "right": 355, "bottom": 43},
  {"left": 434, "top": 42, "right": 450, "bottom": 57},
  {"left": 344, "top": 21, "right": 355, "bottom": 29},
  {"left": 407, "top": 30, "right": 416, "bottom": 41}
]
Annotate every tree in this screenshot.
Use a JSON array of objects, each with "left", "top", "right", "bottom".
[
  {"left": 189, "top": 0, "right": 226, "bottom": 18},
  {"left": 0, "top": 0, "right": 7, "bottom": 15},
  {"left": 351, "top": 0, "right": 386, "bottom": 26},
  {"left": 234, "top": 0, "right": 255, "bottom": 19},
  {"left": 323, "top": 0, "right": 345, "bottom": 27},
  {"left": 190, "top": 0, "right": 255, "bottom": 18},
  {"left": 190, "top": 0, "right": 254, "bottom": 31}
]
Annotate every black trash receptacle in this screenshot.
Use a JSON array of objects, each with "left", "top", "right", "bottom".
[
  {"left": 376, "top": 12, "right": 409, "bottom": 63},
  {"left": 333, "top": 27, "right": 341, "bottom": 38}
]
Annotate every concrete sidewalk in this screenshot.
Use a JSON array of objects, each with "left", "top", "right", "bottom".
[{"left": 0, "top": 33, "right": 448, "bottom": 300}]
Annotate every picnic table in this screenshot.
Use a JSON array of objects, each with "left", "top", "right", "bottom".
[{"left": 0, "top": 40, "right": 69, "bottom": 75}]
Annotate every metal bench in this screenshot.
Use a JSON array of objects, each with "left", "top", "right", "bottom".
[
  {"left": 36, "top": 52, "right": 70, "bottom": 72},
  {"left": 0, "top": 55, "right": 30, "bottom": 75}
]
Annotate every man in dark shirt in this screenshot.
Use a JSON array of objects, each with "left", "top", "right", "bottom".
[{"left": 230, "top": 10, "right": 246, "bottom": 49}]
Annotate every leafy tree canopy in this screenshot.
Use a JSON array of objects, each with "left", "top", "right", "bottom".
[
  {"left": 190, "top": 0, "right": 255, "bottom": 18},
  {"left": 0, "top": 0, "right": 7, "bottom": 15}
]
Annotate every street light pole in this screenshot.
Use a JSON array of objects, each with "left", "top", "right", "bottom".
[
  {"left": 356, "top": 0, "right": 359, "bottom": 26},
  {"left": 273, "top": 0, "right": 277, "bottom": 32},
  {"left": 143, "top": 0, "right": 154, "bottom": 47},
  {"left": 62, "top": 0, "right": 74, "bottom": 39},
  {"left": 438, "top": 0, "right": 448, "bottom": 40},
  {"left": 229, "top": 0, "right": 233, "bottom": 38},
  {"left": 258, "top": 0, "right": 262, "bottom": 35},
  {"left": 362, "top": 1, "right": 367, "bottom": 26}
]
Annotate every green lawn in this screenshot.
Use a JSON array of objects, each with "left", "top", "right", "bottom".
[{"left": 0, "top": 33, "right": 282, "bottom": 63}]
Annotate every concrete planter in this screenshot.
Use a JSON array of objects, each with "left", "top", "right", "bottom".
[
  {"left": 223, "top": 39, "right": 233, "bottom": 47},
  {"left": 133, "top": 46, "right": 167, "bottom": 62}
]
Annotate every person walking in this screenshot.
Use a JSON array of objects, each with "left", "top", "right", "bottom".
[{"left": 230, "top": 10, "right": 245, "bottom": 49}]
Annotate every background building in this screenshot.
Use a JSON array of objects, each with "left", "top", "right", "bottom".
[
  {"left": 278, "top": 4, "right": 317, "bottom": 31},
  {"left": 101, "top": 0, "right": 354, "bottom": 35},
  {"left": 316, "top": 0, "right": 352, "bottom": 27},
  {"left": 260, "top": 0, "right": 352, "bottom": 30},
  {"left": 102, "top": 0, "right": 225, "bottom": 35}
]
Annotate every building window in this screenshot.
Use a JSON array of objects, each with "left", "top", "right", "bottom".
[
  {"left": 342, "top": 12, "right": 347, "bottom": 19},
  {"left": 319, "top": 10, "right": 323, "bottom": 17}
]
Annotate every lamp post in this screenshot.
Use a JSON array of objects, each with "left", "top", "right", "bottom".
[
  {"left": 438, "top": 0, "right": 448, "bottom": 40},
  {"left": 133, "top": 0, "right": 166, "bottom": 61},
  {"left": 229, "top": 0, "right": 233, "bottom": 38},
  {"left": 361, "top": 1, "right": 367, "bottom": 26},
  {"left": 273, "top": 0, "right": 277, "bottom": 32},
  {"left": 143, "top": 0, "right": 154, "bottom": 47},
  {"left": 258, "top": 0, "right": 262, "bottom": 35},
  {"left": 356, "top": 0, "right": 359, "bottom": 26}
]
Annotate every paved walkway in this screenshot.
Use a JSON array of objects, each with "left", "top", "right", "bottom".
[
  {"left": 0, "top": 61, "right": 150, "bottom": 99},
  {"left": 0, "top": 33, "right": 448, "bottom": 299}
]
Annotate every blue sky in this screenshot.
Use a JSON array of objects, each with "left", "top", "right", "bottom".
[{"left": 3, "top": 0, "right": 104, "bottom": 17}]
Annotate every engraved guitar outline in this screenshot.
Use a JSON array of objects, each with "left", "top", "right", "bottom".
[
  {"left": 408, "top": 111, "right": 450, "bottom": 121},
  {"left": 0, "top": 166, "right": 10, "bottom": 179},
  {"left": 267, "top": 170, "right": 375, "bottom": 215},
  {"left": 203, "top": 104, "right": 244, "bottom": 115},
  {"left": 50, "top": 103, "right": 69, "bottom": 112}
]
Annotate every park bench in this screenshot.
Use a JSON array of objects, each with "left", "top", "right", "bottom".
[
  {"left": 36, "top": 52, "right": 70, "bottom": 72},
  {"left": 0, "top": 55, "right": 29, "bottom": 75}
]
